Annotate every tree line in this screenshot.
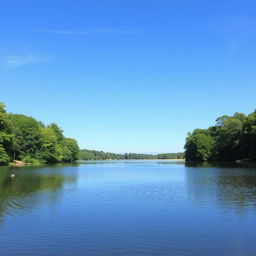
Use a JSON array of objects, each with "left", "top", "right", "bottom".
[
  {"left": 80, "top": 149, "right": 184, "bottom": 160},
  {"left": 0, "top": 103, "right": 80, "bottom": 165},
  {"left": 184, "top": 110, "right": 256, "bottom": 162}
]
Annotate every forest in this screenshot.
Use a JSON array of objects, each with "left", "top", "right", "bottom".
[
  {"left": 0, "top": 103, "right": 80, "bottom": 165},
  {"left": 184, "top": 110, "right": 256, "bottom": 162},
  {"left": 80, "top": 149, "right": 184, "bottom": 160}
]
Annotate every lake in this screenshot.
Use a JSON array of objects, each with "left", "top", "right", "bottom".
[{"left": 0, "top": 160, "right": 256, "bottom": 256}]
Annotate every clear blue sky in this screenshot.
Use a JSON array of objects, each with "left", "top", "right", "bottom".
[{"left": 1, "top": 0, "right": 256, "bottom": 153}]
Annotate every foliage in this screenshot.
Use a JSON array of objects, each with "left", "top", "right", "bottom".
[
  {"left": 21, "top": 156, "right": 41, "bottom": 164},
  {"left": 10, "top": 114, "right": 42, "bottom": 159},
  {"left": 0, "top": 144, "right": 10, "bottom": 165},
  {"left": 0, "top": 103, "right": 13, "bottom": 164},
  {"left": 61, "top": 138, "right": 80, "bottom": 162},
  {"left": 185, "top": 133, "right": 215, "bottom": 161},
  {"left": 184, "top": 111, "right": 256, "bottom": 162},
  {"left": 0, "top": 103, "right": 80, "bottom": 165},
  {"left": 80, "top": 149, "right": 184, "bottom": 160}
]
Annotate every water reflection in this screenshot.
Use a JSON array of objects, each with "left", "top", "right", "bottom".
[
  {"left": 1, "top": 161, "right": 256, "bottom": 255},
  {"left": 79, "top": 160, "right": 185, "bottom": 166},
  {"left": 185, "top": 163, "right": 256, "bottom": 215},
  {"left": 0, "top": 165, "right": 78, "bottom": 221}
]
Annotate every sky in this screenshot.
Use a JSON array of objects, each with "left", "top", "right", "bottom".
[{"left": 0, "top": 0, "right": 256, "bottom": 153}]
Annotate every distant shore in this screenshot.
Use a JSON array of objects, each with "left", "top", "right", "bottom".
[{"left": 78, "top": 159, "right": 185, "bottom": 161}]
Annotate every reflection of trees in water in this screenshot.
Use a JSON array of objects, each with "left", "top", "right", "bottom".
[
  {"left": 157, "top": 161, "right": 185, "bottom": 165},
  {"left": 185, "top": 163, "right": 256, "bottom": 216},
  {"left": 0, "top": 166, "right": 78, "bottom": 221}
]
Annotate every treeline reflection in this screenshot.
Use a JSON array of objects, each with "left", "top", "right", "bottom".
[
  {"left": 185, "top": 163, "right": 256, "bottom": 216},
  {"left": 0, "top": 165, "right": 78, "bottom": 221}
]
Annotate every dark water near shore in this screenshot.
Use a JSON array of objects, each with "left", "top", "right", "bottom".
[{"left": 1, "top": 161, "right": 256, "bottom": 256}]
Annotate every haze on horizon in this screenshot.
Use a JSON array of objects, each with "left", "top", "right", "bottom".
[{"left": 1, "top": 0, "right": 256, "bottom": 153}]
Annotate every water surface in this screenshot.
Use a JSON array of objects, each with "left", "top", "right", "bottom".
[{"left": 1, "top": 161, "right": 256, "bottom": 255}]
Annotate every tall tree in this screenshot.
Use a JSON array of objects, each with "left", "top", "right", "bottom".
[
  {"left": 10, "top": 114, "right": 42, "bottom": 159},
  {"left": 0, "top": 103, "right": 13, "bottom": 164}
]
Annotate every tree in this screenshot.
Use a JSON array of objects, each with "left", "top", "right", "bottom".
[
  {"left": 38, "top": 127, "right": 58, "bottom": 163},
  {"left": 48, "top": 123, "right": 64, "bottom": 142},
  {"left": 214, "top": 116, "right": 243, "bottom": 161},
  {"left": 240, "top": 112, "right": 256, "bottom": 161},
  {"left": 9, "top": 114, "right": 42, "bottom": 159},
  {"left": 61, "top": 138, "right": 80, "bottom": 162},
  {"left": 0, "top": 103, "right": 80, "bottom": 165},
  {"left": 185, "top": 111, "right": 256, "bottom": 162},
  {"left": 185, "top": 133, "right": 215, "bottom": 162},
  {"left": 0, "top": 103, "right": 13, "bottom": 164},
  {"left": 0, "top": 144, "right": 10, "bottom": 165}
]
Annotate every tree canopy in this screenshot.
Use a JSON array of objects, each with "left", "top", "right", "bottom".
[
  {"left": 0, "top": 103, "right": 80, "bottom": 165},
  {"left": 184, "top": 111, "right": 256, "bottom": 162},
  {"left": 80, "top": 149, "right": 184, "bottom": 160}
]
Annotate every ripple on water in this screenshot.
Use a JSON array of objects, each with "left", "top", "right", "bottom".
[{"left": 2, "top": 193, "right": 42, "bottom": 217}]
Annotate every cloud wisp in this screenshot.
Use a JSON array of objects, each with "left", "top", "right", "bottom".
[
  {"left": 2, "top": 54, "right": 48, "bottom": 69},
  {"left": 210, "top": 18, "right": 256, "bottom": 57},
  {"left": 43, "top": 29, "right": 143, "bottom": 35},
  {"left": 212, "top": 18, "right": 256, "bottom": 39}
]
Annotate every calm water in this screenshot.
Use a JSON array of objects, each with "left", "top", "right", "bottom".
[{"left": 1, "top": 161, "right": 256, "bottom": 256}]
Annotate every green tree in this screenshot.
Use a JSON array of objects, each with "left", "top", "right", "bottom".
[
  {"left": 185, "top": 133, "right": 215, "bottom": 161},
  {"left": 214, "top": 116, "right": 243, "bottom": 161},
  {"left": 38, "top": 127, "right": 58, "bottom": 163},
  {"left": 9, "top": 114, "right": 42, "bottom": 159},
  {"left": 61, "top": 138, "right": 80, "bottom": 162},
  {"left": 184, "top": 111, "right": 256, "bottom": 162},
  {"left": 48, "top": 123, "right": 64, "bottom": 142},
  {"left": 0, "top": 103, "right": 13, "bottom": 164},
  {"left": 240, "top": 111, "right": 256, "bottom": 161}
]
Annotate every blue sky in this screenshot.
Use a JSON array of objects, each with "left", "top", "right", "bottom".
[{"left": 1, "top": 0, "right": 256, "bottom": 153}]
